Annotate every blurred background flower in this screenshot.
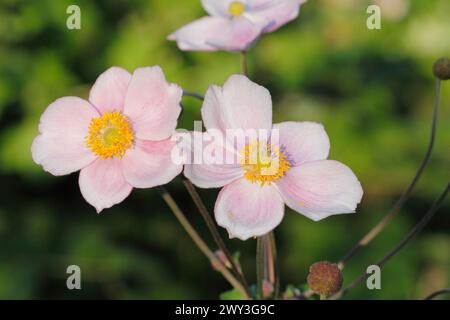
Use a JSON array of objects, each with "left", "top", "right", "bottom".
[
  {"left": 168, "top": 0, "right": 306, "bottom": 52},
  {"left": 0, "top": 0, "right": 448, "bottom": 299}
]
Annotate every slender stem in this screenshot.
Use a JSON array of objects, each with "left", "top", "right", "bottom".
[
  {"left": 338, "top": 79, "right": 442, "bottom": 269},
  {"left": 182, "top": 179, "right": 251, "bottom": 297},
  {"left": 180, "top": 89, "right": 252, "bottom": 295},
  {"left": 265, "top": 236, "right": 275, "bottom": 286},
  {"left": 377, "top": 184, "right": 449, "bottom": 267},
  {"left": 241, "top": 51, "right": 249, "bottom": 77},
  {"left": 157, "top": 186, "right": 249, "bottom": 298},
  {"left": 269, "top": 232, "right": 279, "bottom": 299},
  {"left": 256, "top": 232, "right": 277, "bottom": 299},
  {"left": 424, "top": 288, "right": 450, "bottom": 300},
  {"left": 182, "top": 90, "right": 204, "bottom": 101},
  {"left": 331, "top": 181, "right": 450, "bottom": 300},
  {"left": 256, "top": 236, "right": 264, "bottom": 298}
]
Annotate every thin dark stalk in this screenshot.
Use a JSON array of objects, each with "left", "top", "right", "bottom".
[
  {"left": 241, "top": 51, "right": 249, "bottom": 77},
  {"left": 269, "top": 232, "right": 280, "bottom": 299},
  {"left": 256, "top": 233, "right": 277, "bottom": 299},
  {"left": 182, "top": 90, "right": 204, "bottom": 101},
  {"left": 424, "top": 288, "right": 450, "bottom": 300},
  {"left": 182, "top": 179, "right": 251, "bottom": 297},
  {"left": 338, "top": 79, "right": 442, "bottom": 269},
  {"left": 181, "top": 89, "right": 252, "bottom": 296},
  {"left": 331, "top": 182, "right": 450, "bottom": 299},
  {"left": 264, "top": 235, "right": 275, "bottom": 286},
  {"left": 256, "top": 236, "right": 264, "bottom": 298},
  {"left": 157, "top": 186, "right": 249, "bottom": 298}
]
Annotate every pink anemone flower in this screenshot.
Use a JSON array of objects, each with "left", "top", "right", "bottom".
[
  {"left": 184, "top": 75, "right": 363, "bottom": 240},
  {"left": 32, "top": 66, "right": 183, "bottom": 212},
  {"left": 168, "top": 0, "right": 307, "bottom": 52}
]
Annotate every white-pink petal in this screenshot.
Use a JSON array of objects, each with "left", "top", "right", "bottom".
[
  {"left": 202, "top": 75, "right": 273, "bottom": 133},
  {"left": 272, "top": 121, "right": 330, "bottom": 166},
  {"left": 215, "top": 178, "right": 285, "bottom": 240},
  {"left": 275, "top": 160, "right": 363, "bottom": 221},
  {"left": 169, "top": 15, "right": 267, "bottom": 52},
  {"left": 201, "top": 0, "right": 230, "bottom": 17},
  {"left": 184, "top": 163, "right": 243, "bottom": 188},
  {"left": 79, "top": 158, "right": 133, "bottom": 213},
  {"left": 123, "top": 66, "right": 182, "bottom": 141},
  {"left": 168, "top": 16, "right": 231, "bottom": 51},
  {"left": 205, "top": 17, "right": 266, "bottom": 51},
  {"left": 31, "top": 97, "right": 98, "bottom": 176},
  {"left": 122, "top": 139, "right": 183, "bottom": 189},
  {"left": 249, "top": 0, "right": 305, "bottom": 33},
  {"left": 180, "top": 131, "right": 242, "bottom": 188},
  {"left": 88, "top": 67, "right": 132, "bottom": 114}
]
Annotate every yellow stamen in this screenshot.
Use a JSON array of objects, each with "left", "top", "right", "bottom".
[
  {"left": 228, "top": 1, "right": 246, "bottom": 17},
  {"left": 85, "top": 111, "right": 134, "bottom": 159},
  {"left": 240, "top": 141, "right": 291, "bottom": 186}
]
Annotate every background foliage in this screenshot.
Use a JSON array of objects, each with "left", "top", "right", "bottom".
[{"left": 0, "top": 0, "right": 449, "bottom": 299}]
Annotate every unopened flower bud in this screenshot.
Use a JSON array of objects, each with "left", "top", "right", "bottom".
[
  {"left": 433, "top": 57, "right": 450, "bottom": 80},
  {"left": 307, "top": 261, "right": 343, "bottom": 298},
  {"left": 211, "top": 250, "right": 231, "bottom": 271}
]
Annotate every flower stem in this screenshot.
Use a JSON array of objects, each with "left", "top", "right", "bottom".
[
  {"left": 180, "top": 91, "right": 252, "bottom": 295},
  {"left": 256, "top": 236, "right": 264, "bottom": 298},
  {"left": 157, "top": 186, "right": 249, "bottom": 298},
  {"left": 182, "top": 90, "right": 204, "bottom": 101},
  {"left": 256, "top": 232, "right": 277, "bottom": 299},
  {"left": 331, "top": 181, "right": 450, "bottom": 299},
  {"left": 337, "top": 79, "right": 442, "bottom": 269},
  {"left": 424, "top": 288, "right": 450, "bottom": 300},
  {"left": 241, "top": 51, "right": 249, "bottom": 77},
  {"left": 270, "top": 232, "right": 280, "bottom": 298},
  {"left": 182, "top": 179, "right": 251, "bottom": 297}
]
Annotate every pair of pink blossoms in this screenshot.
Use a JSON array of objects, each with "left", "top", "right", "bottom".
[
  {"left": 32, "top": 0, "right": 362, "bottom": 240},
  {"left": 32, "top": 67, "right": 363, "bottom": 240}
]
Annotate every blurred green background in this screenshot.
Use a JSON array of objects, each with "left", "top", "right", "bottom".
[{"left": 0, "top": 0, "right": 449, "bottom": 299}]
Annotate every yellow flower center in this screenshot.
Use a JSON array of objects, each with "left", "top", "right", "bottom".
[
  {"left": 228, "top": 1, "right": 246, "bottom": 17},
  {"left": 240, "top": 141, "right": 291, "bottom": 186},
  {"left": 85, "top": 111, "right": 134, "bottom": 159}
]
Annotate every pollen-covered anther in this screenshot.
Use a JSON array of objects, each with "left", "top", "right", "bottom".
[
  {"left": 240, "top": 142, "right": 291, "bottom": 186},
  {"left": 85, "top": 111, "right": 134, "bottom": 158},
  {"left": 228, "top": 1, "right": 246, "bottom": 17}
]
